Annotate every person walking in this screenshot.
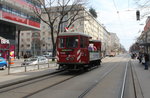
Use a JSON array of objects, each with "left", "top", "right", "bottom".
[
  {"left": 144, "top": 53, "right": 149, "bottom": 70},
  {"left": 138, "top": 52, "right": 142, "bottom": 63}
]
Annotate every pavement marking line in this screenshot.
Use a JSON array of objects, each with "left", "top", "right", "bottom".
[{"left": 120, "top": 60, "right": 128, "bottom": 98}]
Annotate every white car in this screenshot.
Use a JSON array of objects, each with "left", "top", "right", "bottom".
[
  {"left": 43, "top": 52, "right": 52, "bottom": 59},
  {"left": 21, "top": 56, "right": 48, "bottom": 66}
]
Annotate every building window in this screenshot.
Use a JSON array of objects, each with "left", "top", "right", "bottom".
[
  {"left": 27, "top": 33, "right": 30, "bottom": 36},
  {"left": 27, "top": 38, "right": 30, "bottom": 42},
  {"left": 48, "top": 37, "right": 51, "bottom": 40},
  {"left": 21, "top": 33, "right": 24, "bottom": 36},
  {"left": 21, "top": 44, "right": 24, "bottom": 48},
  {"left": 42, "top": 26, "right": 45, "bottom": 29},
  {"left": 27, "top": 44, "right": 30, "bottom": 47}
]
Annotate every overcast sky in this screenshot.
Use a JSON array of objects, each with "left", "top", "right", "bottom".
[{"left": 87, "top": 0, "right": 150, "bottom": 50}]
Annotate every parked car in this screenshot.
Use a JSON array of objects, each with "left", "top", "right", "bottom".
[
  {"left": 21, "top": 56, "right": 48, "bottom": 66},
  {"left": 0, "top": 57, "right": 7, "bottom": 70},
  {"left": 43, "top": 52, "right": 52, "bottom": 59}
]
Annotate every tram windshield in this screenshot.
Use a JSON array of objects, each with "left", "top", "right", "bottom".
[
  {"left": 58, "top": 36, "right": 78, "bottom": 48},
  {"left": 66, "top": 37, "right": 78, "bottom": 48}
]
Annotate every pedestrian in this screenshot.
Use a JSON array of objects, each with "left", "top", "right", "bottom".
[
  {"left": 137, "top": 52, "right": 142, "bottom": 63},
  {"left": 131, "top": 53, "right": 136, "bottom": 59},
  {"left": 144, "top": 53, "right": 149, "bottom": 70}
]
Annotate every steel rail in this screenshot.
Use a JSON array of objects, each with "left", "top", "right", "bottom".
[
  {"left": 0, "top": 70, "right": 66, "bottom": 91},
  {"left": 26, "top": 57, "right": 120, "bottom": 98},
  {"left": 78, "top": 60, "right": 122, "bottom": 98},
  {"left": 0, "top": 71, "right": 78, "bottom": 98},
  {"left": 23, "top": 75, "right": 77, "bottom": 98},
  {"left": 130, "top": 60, "right": 144, "bottom": 98},
  {"left": 1, "top": 55, "right": 118, "bottom": 91},
  {"left": 120, "top": 61, "right": 129, "bottom": 98}
]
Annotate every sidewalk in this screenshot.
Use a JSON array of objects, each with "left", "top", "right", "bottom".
[{"left": 131, "top": 59, "right": 150, "bottom": 98}]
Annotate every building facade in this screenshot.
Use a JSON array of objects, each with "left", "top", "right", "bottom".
[
  {"left": 0, "top": 0, "right": 42, "bottom": 58},
  {"left": 20, "top": 5, "right": 114, "bottom": 57},
  {"left": 137, "top": 16, "right": 150, "bottom": 54},
  {"left": 110, "top": 33, "right": 120, "bottom": 55}
]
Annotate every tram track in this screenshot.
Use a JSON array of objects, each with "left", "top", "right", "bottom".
[
  {"left": 0, "top": 55, "right": 130, "bottom": 98},
  {"left": 78, "top": 56, "right": 129, "bottom": 98},
  {"left": 119, "top": 60, "right": 128, "bottom": 98},
  {"left": 23, "top": 57, "right": 119, "bottom": 98},
  {"left": 129, "top": 60, "right": 144, "bottom": 98},
  {"left": 0, "top": 70, "right": 79, "bottom": 98},
  {"left": 120, "top": 59, "right": 144, "bottom": 98},
  {"left": 78, "top": 62, "right": 120, "bottom": 98},
  {"left": 0, "top": 70, "right": 64, "bottom": 89}
]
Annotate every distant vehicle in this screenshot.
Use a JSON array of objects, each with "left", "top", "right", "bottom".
[
  {"left": 109, "top": 52, "right": 115, "bottom": 57},
  {"left": 43, "top": 52, "right": 52, "bottom": 59},
  {"left": 0, "top": 57, "right": 7, "bottom": 70},
  {"left": 106, "top": 52, "right": 115, "bottom": 57},
  {"left": 21, "top": 56, "right": 48, "bottom": 66}
]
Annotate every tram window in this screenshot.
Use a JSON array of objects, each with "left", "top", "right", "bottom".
[
  {"left": 80, "top": 37, "right": 84, "bottom": 48},
  {"left": 80, "top": 37, "right": 87, "bottom": 48},
  {"left": 58, "top": 38, "right": 65, "bottom": 48},
  {"left": 66, "top": 37, "right": 78, "bottom": 48}
]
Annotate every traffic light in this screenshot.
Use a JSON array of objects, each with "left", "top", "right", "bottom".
[{"left": 136, "top": 10, "right": 140, "bottom": 21}]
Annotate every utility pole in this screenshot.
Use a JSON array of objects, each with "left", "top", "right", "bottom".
[{"left": 17, "top": 30, "right": 20, "bottom": 59}]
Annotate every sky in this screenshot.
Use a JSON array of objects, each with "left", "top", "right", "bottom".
[{"left": 87, "top": 0, "right": 150, "bottom": 50}]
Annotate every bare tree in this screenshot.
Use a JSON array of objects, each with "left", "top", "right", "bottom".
[{"left": 32, "top": 0, "right": 88, "bottom": 59}]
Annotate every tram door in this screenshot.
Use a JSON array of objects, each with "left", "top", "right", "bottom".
[{"left": 79, "top": 36, "right": 89, "bottom": 63}]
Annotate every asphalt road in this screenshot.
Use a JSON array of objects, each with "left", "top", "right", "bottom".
[{"left": 0, "top": 54, "right": 139, "bottom": 98}]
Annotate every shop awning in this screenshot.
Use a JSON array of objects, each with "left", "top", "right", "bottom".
[{"left": 140, "top": 43, "right": 150, "bottom": 46}]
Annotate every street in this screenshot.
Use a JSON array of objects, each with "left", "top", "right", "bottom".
[
  {"left": 0, "top": 0, "right": 150, "bottom": 98},
  {"left": 0, "top": 54, "right": 148, "bottom": 98}
]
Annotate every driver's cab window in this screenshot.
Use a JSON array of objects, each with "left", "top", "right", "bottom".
[
  {"left": 58, "top": 38, "right": 65, "bottom": 48},
  {"left": 66, "top": 36, "right": 78, "bottom": 48}
]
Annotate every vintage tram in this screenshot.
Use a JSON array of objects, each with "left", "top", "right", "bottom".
[{"left": 56, "top": 32, "right": 102, "bottom": 71}]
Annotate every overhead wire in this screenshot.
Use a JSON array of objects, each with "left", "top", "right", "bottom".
[
  {"left": 112, "top": 0, "right": 118, "bottom": 12},
  {"left": 140, "top": 0, "right": 150, "bottom": 9},
  {"left": 112, "top": 0, "right": 124, "bottom": 33}
]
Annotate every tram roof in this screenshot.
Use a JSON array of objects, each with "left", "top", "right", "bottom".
[
  {"left": 90, "top": 40, "right": 101, "bottom": 43},
  {"left": 0, "top": 36, "right": 6, "bottom": 40},
  {"left": 58, "top": 32, "right": 91, "bottom": 38}
]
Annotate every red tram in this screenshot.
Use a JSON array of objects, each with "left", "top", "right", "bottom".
[{"left": 56, "top": 32, "right": 102, "bottom": 71}]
